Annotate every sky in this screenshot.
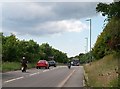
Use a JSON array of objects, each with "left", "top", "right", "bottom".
[{"left": 1, "top": 0, "right": 113, "bottom": 57}]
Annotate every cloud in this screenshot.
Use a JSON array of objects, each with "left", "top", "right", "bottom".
[
  {"left": 35, "top": 19, "right": 88, "bottom": 34},
  {"left": 3, "top": 19, "right": 88, "bottom": 36},
  {"left": 53, "top": 2, "right": 97, "bottom": 19},
  {"left": 2, "top": 2, "right": 97, "bottom": 36}
]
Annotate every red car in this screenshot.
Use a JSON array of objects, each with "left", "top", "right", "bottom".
[{"left": 36, "top": 60, "right": 49, "bottom": 69}]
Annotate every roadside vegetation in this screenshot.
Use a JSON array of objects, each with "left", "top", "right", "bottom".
[
  {"left": 73, "top": 2, "right": 120, "bottom": 87},
  {"left": 1, "top": 62, "right": 36, "bottom": 72},
  {"left": 1, "top": 33, "right": 68, "bottom": 72},
  {"left": 1, "top": 1, "right": 120, "bottom": 87},
  {"left": 84, "top": 54, "right": 118, "bottom": 87}
]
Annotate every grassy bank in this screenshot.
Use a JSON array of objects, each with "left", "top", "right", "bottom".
[
  {"left": 1, "top": 62, "right": 36, "bottom": 72},
  {"left": 84, "top": 54, "right": 118, "bottom": 87}
]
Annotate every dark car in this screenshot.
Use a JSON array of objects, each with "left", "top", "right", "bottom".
[
  {"left": 36, "top": 60, "right": 49, "bottom": 69},
  {"left": 48, "top": 60, "right": 56, "bottom": 67},
  {"left": 71, "top": 60, "right": 80, "bottom": 66}
]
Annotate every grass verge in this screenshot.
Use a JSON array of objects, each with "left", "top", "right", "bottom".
[
  {"left": 84, "top": 54, "right": 119, "bottom": 87},
  {"left": 1, "top": 62, "right": 36, "bottom": 73},
  {"left": 1, "top": 62, "right": 67, "bottom": 73}
]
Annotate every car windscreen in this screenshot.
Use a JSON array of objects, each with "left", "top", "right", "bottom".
[
  {"left": 39, "top": 60, "right": 46, "bottom": 63},
  {"left": 48, "top": 61, "right": 55, "bottom": 63}
]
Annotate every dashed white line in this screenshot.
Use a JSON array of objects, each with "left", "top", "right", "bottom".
[
  {"left": 43, "top": 70, "right": 49, "bottom": 72},
  {"left": 29, "top": 72, "right": 39, "bottom": 76},
  {"left": 4, "top": 77, "right": 24, "bottom": 83},
  {"left": 3, "top": 66, "right": 65, "bottom": 84}
]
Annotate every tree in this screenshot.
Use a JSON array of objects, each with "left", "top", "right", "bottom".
[
  {"left": 2, "top": 34, "right": 68, "bottom": 63},
  {"left": 2, "top": 34, "right": 19, "bottom": 62},
  {"left": 39, "top": 43, "right": 68, "bottom": 63},
  {"left": 95, "top": 2, "right": 120, "bottom": 54},
  {"left": 39, "top": 43, "right": 53, "bottom": 60},
  {"left": 105, "top": 18, "right": 120, "bottom": 52},
  {"left": 0, "top": 33, "right": 3, "bottom": 55},
  {"left": 96, "top": 2, "right": 120, "bottom": 20}
]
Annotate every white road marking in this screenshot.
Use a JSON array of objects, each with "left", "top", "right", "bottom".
[
  {"left": 4, "top": 77, "right": 24, "bottom": 83},
  {"left": 43, "top": 70, "right": 49, "bottom": 72},
  {"left": 3, "top": 66, "right": 65, "bottom": 84},
  {"left": 57, "top": 69, "right": 76, "bottom": 87},
  {"left": 29, "top": 72, "right": 39, "bottom": 76},
  {"left": 50, "top": 67, "right": 58, "bottom": 70},
  {"left": 59, "top": 66, "right": 66, "bottom": 68}
]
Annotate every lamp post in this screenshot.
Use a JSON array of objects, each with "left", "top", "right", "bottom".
[
  {"left": 85, "top": 37, "right": 88, "bottom": 53},
  {"left": 86, "top": 19, "right": 91, "bottom": 52},
  {"left": 86, "top": 19, "right": 92, "bottom": 62}
]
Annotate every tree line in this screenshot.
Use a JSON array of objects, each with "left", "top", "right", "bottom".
[
  {"left": 1, "top": 33, "right": 68, "bottom": 63},
  {"left": 93, "top": 1, "right": 120, "bottom": 60},
  {"left": 75, "top": 2, "right": 120, "bottom": 63}
]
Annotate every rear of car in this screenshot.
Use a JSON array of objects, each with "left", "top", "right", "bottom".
[
  {"left": 48, "top": 60, "right": 56, "bottom": 67},
  {"left": 36, "top": 60, "right": 49, "bottom": 69},
  {"left": 72, "top": 60, "right": 80, "bottom": 66}
]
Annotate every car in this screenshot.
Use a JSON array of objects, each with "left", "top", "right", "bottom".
[
  {"left": 48, "top": 60, "right": 56, "bottom": 67},
  {"left": 72, "top": 62, "right": 80, "bottom": 66},
  {"left": 71, "top": 60, "right": 80, "bottom": 66},
  {"left": 36, "top": 60, "right": 49, "bottom": 69}
]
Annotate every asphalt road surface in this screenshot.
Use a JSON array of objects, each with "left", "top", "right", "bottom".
[{"left": 2, "top": 66, "right": 84, "bottom": 88}]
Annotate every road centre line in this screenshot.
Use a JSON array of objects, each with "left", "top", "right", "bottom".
[
  {"left": 59, "top": 66, "right": 67, "bottom": 68},
  {"left": 4, "top": 77, "right": 24, "bottom": 83},
  {"left": 4, "top": 72, "right": 40, "bottom": 84},
  {"left": 29, "top": 72, "right": 39, "bottom": 76},
  {"left": 50, "top": 67, "right": 58, "bottom": 70},
  {"left": 4, "top": 66, "right": 63, "bottom": 84},
  {"left": 57, "top": 69, "right": 76, "bottom": 87},
  {"left": 43, "top": 70, "right": 49, "bottom": 72}
]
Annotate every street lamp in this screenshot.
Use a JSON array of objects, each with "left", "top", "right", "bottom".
[
  {"left": 86, "top": 19, "right": 92, "bottom": 62},
  {"left": 86, "top": 19, "right": 91, "bottom": 52},
  {"left": 85, "top": 37, "right": 88, "bottom": 53}
]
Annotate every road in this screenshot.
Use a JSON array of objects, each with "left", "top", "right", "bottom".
[{"left": 2, "top": 66, "right": 84, "bottom": 88}]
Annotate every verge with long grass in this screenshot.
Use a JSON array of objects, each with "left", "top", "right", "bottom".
[
  {"left": 2, "top": 62, "right": 36, "bottom": 72},
  {"left": 84, "top": 54, "right": 118, "bottom": 87}
]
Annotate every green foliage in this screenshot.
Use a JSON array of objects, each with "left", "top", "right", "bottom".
[
  {"left": 39, "top": 43, "right": 68, "bottom": 63},
  {"left": 2, "top": 34, "right": 19, "bottom": 62},
  {"left": 2, "top": 62, "right": 21, "bottom": 72},
  {"left": 2, "top": 34, "right": 68, "bottom": 63},
  {"left": 92, "top": 31, "right": 110, "bottom": 59},
  {"left": 84, "top": 55, "right": 118, "bottom": 87},
  {"left": 96, "top": 2, "right": 120, "bottom": 20},
  {"left": 0, "top": 42, "right": 1, "bottom": 54},
  {"left": 105, "top": 18, "right": 120, "bottom": 52},
  {"left": 92, "top": 2, "right": 120, "bottom": 60},
  {"left": 76, "top": 52, "right": 93, "bottom": 64},
  {"left": 109, "top": 78, "right": 118, "bottom": 87},
  {"left": 39, "top": 43, "right": 53, "bottom": 60},
  {"left": 78, "top": 19, "right": 120, "bottom": 61},
  {"left": 2, "top": 34, "right": 40, "bottom": 62},
  {"left": 92, "top": 17, "right": 120, "bottom": 59},
  {"left": 2, "top": 62, "right": 37, "bottom": 72}
]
